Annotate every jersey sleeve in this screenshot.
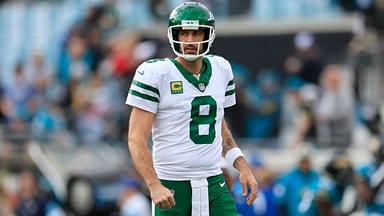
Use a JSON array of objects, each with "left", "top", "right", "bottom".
[
  {"left": 125, "top": 62, "right": 160, "bottom": 113},
  {"left": 223, "top": 58, "right": 236, "bottom": 108}
]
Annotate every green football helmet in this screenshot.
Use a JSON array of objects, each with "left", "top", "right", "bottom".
[{"left": 168, "top": 2, "right": 215, "bottom": 61}]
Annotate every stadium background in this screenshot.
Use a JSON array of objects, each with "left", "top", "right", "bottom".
[{"left": 0, "top": 0, "right": 383, "bottom": 215}]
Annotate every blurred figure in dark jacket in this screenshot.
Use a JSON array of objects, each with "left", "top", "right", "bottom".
[
  {"left": 356, "top": 136, "right": 384, "bottom": 215},
  {"left": 316, "top": 154, "right": 357, "bottom": 216}
]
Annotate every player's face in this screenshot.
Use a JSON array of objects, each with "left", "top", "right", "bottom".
[{"left": 178, "top": 29, "right": 205, "bottom": 55}]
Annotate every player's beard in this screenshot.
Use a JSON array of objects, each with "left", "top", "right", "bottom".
[{"left": 182, "top": 43, "right": 203, "bottom": 55}]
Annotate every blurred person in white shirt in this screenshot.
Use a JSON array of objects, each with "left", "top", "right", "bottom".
[{"left": 316, "top": 64, "right": 354, "bottom": 147}]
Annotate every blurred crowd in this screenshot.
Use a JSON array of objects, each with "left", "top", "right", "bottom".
[
  {"left": 230, "top": 139, "right": 384, "bottom": 216},
  {"left": 0, "top": 0, "right": 383, "bottom": 215},
  {"left": 0, "top": 0, "right": 366, "bottom": 151},
  {"left": 0, "top": 0, "right": 148, "bottom": 146},
  {"left": 226, "top": 31, "right": 356, "bottom": 149}
]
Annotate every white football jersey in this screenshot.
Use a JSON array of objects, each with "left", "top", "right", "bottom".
[{"left": 126, "top": 55, "right": 236, "bottom": 180}]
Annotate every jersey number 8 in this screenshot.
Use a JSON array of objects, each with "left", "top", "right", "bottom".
[{"left": 190, "top": 96, "right": 217, "bottom": 144}]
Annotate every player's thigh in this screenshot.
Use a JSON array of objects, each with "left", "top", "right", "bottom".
[
  {"left": 208, "top": 174, "right": 237, "bottom": 216},
  {"left": 155, "top": 179, "right": 191, "bottom": 216}
]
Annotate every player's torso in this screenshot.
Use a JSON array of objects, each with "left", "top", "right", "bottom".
[
  {"left": 149, "top": 56, "right": 229, "bottom": 180},
  {"left": 156, "top": 57, "right": 227, "bottom": 130}
]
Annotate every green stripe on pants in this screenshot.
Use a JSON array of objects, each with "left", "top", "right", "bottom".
[{"left": 155, "top": 174, "right": 237, "bottom": 216}]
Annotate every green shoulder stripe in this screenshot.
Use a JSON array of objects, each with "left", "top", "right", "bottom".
[
  {"left": 132, "top": 80, "right": 160, "bottom": 96},
  {"left": 225, "top": 89, "right": 235, "bottom": 96},
  {"left": 129, "top": 90, "right": 159, "bottom": 102}
]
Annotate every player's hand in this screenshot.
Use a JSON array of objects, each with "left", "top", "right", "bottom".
[
  {"left": 239, "top": 169, "right": 258, "bottom": 205},
  {"left": 150, "top": 183, "right": 176, "bottom": 209}
]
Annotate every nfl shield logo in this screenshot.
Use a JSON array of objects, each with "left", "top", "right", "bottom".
[{"left": 198, "top": 83, "right": 206, "bottom": 92}]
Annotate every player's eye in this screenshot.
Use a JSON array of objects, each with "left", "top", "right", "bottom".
[
  {"left": 179, "top": 31, "right": 188, "bottom": 36},
  {"left": 193, "top": 30, "right": 204, "bottom": 37}
]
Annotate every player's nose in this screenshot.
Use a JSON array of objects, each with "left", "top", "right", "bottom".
[{"left": 185, "top": 33, "right": 195, "bottom": 42}]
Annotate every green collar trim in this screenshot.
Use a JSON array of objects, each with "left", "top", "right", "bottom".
[{"left": 170, "top": 57, "right": 212, "bottom": 92}]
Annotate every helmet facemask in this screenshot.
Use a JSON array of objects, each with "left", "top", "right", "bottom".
[{"left": 168, "top": 23, "right": 215, "bottom": 61}]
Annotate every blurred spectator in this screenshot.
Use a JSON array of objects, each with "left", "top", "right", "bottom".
[
  {"left": 24, "top": 53, "right": 60, "bottom": 117},
  {"left": 97, "top": 0, "right": 120, "bottom": 37},
  {"left": 149, "top": 0, "right": 170, "bottom": 20},
  {"left": 359, "top": 103, "right": 383, "bottom": 136},
  {"left": 316, "top": 154, "right": 357, "bottom": 216},
  {"left": 280, "top": 56, "right": 306, "bottom": 147},
  {"left": 133, "top": 40, "right": 158, "bottom": 63},
  {"left": 2, "top": 63, "right": 37, "bottom": 153},
  {"left": 274, "top": 153, "right": 320, "bottom": 216},
  {"left": 72, "top": 68, "right": 126, "bottom": 143},
  {"left": 15, "top": 170, "right": 47, "bottom": 216},
  {"left": 56, "top": 32, "right": 97, "bottom": 132},
  {"left": 293, "top": 31, "right": 324, "bottom": 86},
  {"left": 4, "top": 62, "right": 37, "bottom": 124},
  {"left": 355, "top": 136, "right": 384, "bottom": 215},
  {"left": 75, "top": 2, "right": 117, "bottom": 39},
  {"left": 75, "top": 102, "right": 106, "bottom": 144},
  {"left": 108, "top": 33, "right": 140, "bottom": 77},
  {"left": 14, "top": 170, "right": 64, "bottom": 216},
  {"left": 85, "top": 26, "right": 105, "bottom": 72},
  {"left": 245, "top": 69, "right": 282, "bottom": 143},
  {"left": 101, "top": 33, "right": 143, "bottom": 139},
  {"left": 233, "top": 156, "right": 278, "bottom": 216},
  {"left": 283, "top": 56, "right": 304, "bottom": 89},
  {"left": 66, "top": 1, "right": 119, "bottom": 73},
  {"left": 71, "top": 72, "right": 120, "bottom": 144},
  {"left": 25, "top": 53, "right": 53, "bottom": 90},
  {"left": 57, "top": 34, "right": 92, "bottom": 84},
  {"left": 316, "top": 65, "right": 354, "bottom": 148},
  {"left": 0, "top": 183, "right": 14, "bottom": 216},
  {"left": 225, "top": 63, "right": 252, "bottom": 138},
  {"left": 118, "top": 176, "right": 151, "bottom": 216},
  {"left": 97, "top": 66, "right": 125, "bottom": 143},
  {"left": 31, "top": 103, "right": 66, "bottom": 140},
  {"left": 290, "top": 84, "right": 320, "bottom": 147}
]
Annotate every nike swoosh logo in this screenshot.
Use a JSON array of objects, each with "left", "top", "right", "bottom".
[
  {"left": 219, "top": 182, "right": 226, "bottom": 187},
  {"left": 137, "top": 70, "right": 144, "bottom": 75}
]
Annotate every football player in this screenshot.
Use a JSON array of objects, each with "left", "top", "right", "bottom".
[{"left": 126, "top": 2, "right": 258, "bottom": 215}]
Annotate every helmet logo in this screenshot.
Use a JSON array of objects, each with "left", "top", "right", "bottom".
[{"left": 181, "top": 20, "right": 199, "bottom": 30}]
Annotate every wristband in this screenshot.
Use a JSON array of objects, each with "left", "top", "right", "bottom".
[{"left": 225, "top": 147, "right": 244, "bottom": 168}]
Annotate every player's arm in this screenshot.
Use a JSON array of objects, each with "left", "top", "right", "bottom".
[
  {"left": 221, "top": 119, "right": 258, "bottom": 205},
  {"left": 128, "top": 107, "right": 175, "bottom": 209}
]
